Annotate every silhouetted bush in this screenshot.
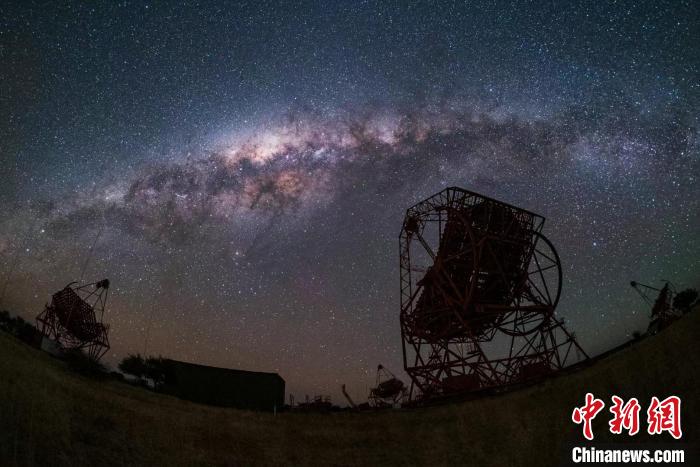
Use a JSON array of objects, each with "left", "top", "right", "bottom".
[
  {"left": 0, "top": 310, "right": 41, "bottom": 345},
  {"left": 673, "top": 288, "right": 698, "bottom": 314},
  {"left": 0, "top": 310, "right": 10, "bottom": 329}
]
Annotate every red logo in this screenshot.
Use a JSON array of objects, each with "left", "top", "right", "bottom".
[
  {"left": 572, "top": 394, "right": 682, "bottom": 440},
  {"left": 647, "top": 396, "right": 682, "bottom": 439},
  {"left": 572, "top": 393, "right": 605, "bottom": 440},
  {"left": 609, "top": 396, "right": 641, "bottom": 436}
]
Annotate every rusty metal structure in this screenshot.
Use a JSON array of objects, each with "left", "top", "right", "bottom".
[
  {"left": 341, "top": 384, "right": 358, "bottom": 409},
  {"left": 35, "top": 279, "right": 111, "bottom": 361},
  {"left": 399, "top": 187, "right": 588, "bottom": 401},
  {"left": 368, "top": 364, "right": 406, "bottom": 407},
  {"left": 295, "top": 395, "right": 334, "bottom": 412},
  {"left": 630, "top": 281, "right": 679, "bottom": 334}
]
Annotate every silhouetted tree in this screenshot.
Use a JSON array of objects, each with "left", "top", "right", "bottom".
[
  {"left": 144, "top": 356, "right": 169, "bottom": 389},
  {"left": 118, "top": 353, "right": 147, "bottom": 379},
  {"left": 673, "top": 288, "right": 698, "bottom": 314},
  {"left": 118, "top": 354, "right": 173, "bottom": 389}
]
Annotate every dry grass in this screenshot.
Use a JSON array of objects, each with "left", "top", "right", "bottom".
[{"left": 1, "top": 311, "right": 698, "bottom": 466}]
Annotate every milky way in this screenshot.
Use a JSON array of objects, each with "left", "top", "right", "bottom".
[{"left": 1, "top": 1, "right": 698, "bottom": 402}]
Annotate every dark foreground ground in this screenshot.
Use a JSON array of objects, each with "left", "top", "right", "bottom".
[{"left": 1, "top": 311, "right": 698, "bottom": 466}]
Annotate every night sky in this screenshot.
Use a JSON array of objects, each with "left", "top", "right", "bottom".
[{"left": 1, "top": 1, "right": 698, "bottom": 403}]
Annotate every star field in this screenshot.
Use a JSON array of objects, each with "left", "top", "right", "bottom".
[{"left": 0, "top": 0, "right": 698, "bottom": 402}]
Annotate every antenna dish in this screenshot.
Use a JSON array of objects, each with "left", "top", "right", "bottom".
[
  {"left": 35, "top": 279, "right": 111, "bottom": 361},
  {"left": 399, "top": 187, "right": 589, "bottom": 401}
]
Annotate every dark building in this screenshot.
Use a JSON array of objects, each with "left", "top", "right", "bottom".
[{"left": 161, "top": 359, "right": 285, "bottom": 412}]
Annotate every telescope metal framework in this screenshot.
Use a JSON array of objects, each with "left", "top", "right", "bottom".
[
  {"left": 36, "top": 279, "right": 111, "bottom": 361},
  {"left": 368, "top": 365, "right": 407, "bottom": 407},
  {"left": 630, "top": 280, "right": 679, "bottom": 334},
  {"left": 399, "top": 187, "right": 588, "bottom": 401}
]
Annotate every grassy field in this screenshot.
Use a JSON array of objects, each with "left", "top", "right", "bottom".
[{"left": 1, "top": 311, "right": 698, "bottom": 466}]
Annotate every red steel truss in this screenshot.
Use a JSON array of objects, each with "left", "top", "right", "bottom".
[
  {"left": 36, "top": 279, "right": 110, "bottom": 361},
  {"left": 399, "top": 187, "right": 588, "bottom": 401}
]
